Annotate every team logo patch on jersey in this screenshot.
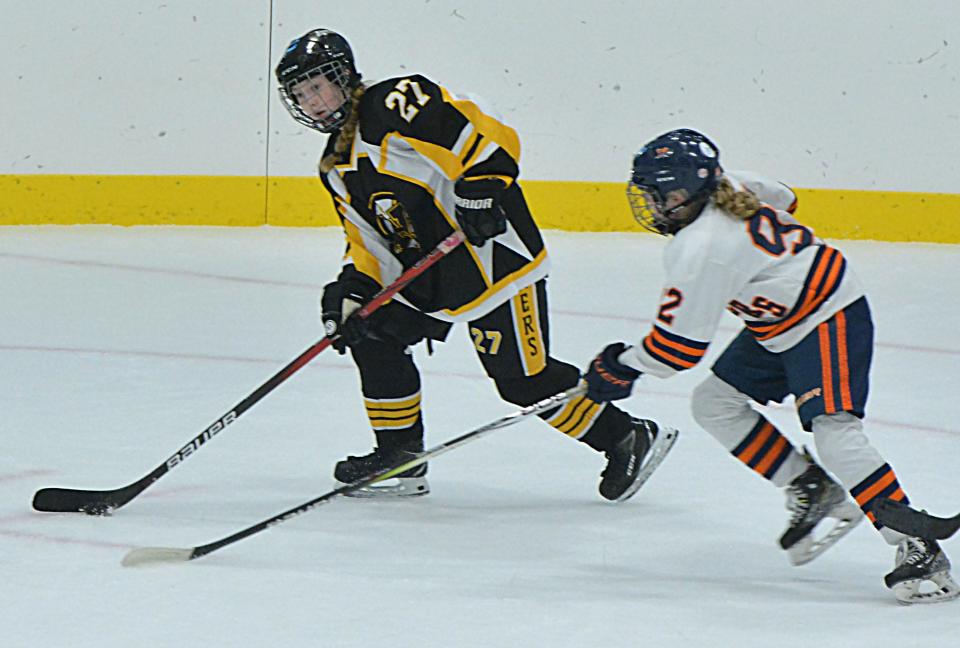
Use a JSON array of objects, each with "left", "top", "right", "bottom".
[{"left": 369, "top": 192, "right": 421, "bottom": 254}]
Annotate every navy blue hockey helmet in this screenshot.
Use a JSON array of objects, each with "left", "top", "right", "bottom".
[
  {"left": 627, "top": 129, "right": 722, "bottom": 235},
  {"left": 275, "top": 29, "right": 362, "bottom": 133}
]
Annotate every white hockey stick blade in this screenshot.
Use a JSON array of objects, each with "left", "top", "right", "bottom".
[{"left": 122, "top": 546, "right": 194, "bottom": 567}]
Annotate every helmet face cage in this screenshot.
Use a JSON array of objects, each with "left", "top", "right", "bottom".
[
  {"left": 626, "top": 129, "right": 721, "bottom": 236},
  {"left": 626, "top": 182, "right": 668, "bottom": 235},
  {"left": 278, "top": 59, "right": 354, "bottom": 133}
]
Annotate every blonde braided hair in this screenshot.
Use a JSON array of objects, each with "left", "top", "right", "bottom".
[
  {"left": 319, "top": 85, "right": 367, "bottom": 173},
  {"left": 711, "top": 176, "right": 761, "bottom": 220}
]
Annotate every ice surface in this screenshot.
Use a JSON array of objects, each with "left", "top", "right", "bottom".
[{"left": 1, "top": 226, "right": 958, "bottom": 647}]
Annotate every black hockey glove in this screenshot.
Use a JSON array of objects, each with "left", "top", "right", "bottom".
[
  {"left": 584, "top": 342, "right": 642, "bottom": 402},
  {"left": 320, "top": 271, "right": 382, "bottom": 354},
  {"left": 453, "top": 176, "right": 508, "bottom": 247}
]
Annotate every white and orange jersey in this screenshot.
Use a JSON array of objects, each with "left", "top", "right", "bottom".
[{"left": 618, "top": 172, "right": 865, "bottom": 378}]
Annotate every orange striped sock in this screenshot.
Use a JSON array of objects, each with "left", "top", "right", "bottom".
[
  {"left": 850, "top": 463, "right": 910, "bottom": 529},
  {"left": 730, "top": 417, "right": 798, "bottom": 481}
]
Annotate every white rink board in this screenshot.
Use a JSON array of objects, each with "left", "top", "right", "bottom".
[{"left": 1, "top": 1, "right": 958, "bottom": 191}]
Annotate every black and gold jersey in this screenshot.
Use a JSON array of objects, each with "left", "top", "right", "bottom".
[{"left": 319, "top": 74, "right": 549, "bottom": 322}]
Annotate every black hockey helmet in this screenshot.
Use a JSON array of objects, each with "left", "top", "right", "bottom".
[
  {"left": 275, "top": 29, "right": 362, "bottom": 133},
  {"left": 627, "top": 128, "right": 722, "bottom": 235}
]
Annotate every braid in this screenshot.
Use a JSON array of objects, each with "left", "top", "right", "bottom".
[
  {"left": 319, "top": 85, "right": 367, "bottom": 173},
  {"left": 712, "top": 176, "right": 761, "bottom": 220}
]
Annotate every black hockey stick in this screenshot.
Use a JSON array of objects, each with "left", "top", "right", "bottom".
[
  {"left": 32, "top": 231, "right": 466, "bottom": 516},
  {"left": 871, "top": 498, "right": 960, "bottom": 540},
  {"left": 121, "top": 384, "right": 586, "bottom": 566}
]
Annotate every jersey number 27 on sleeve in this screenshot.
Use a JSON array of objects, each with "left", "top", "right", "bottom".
[{"left": 385, "top": 79, "right": 431, "bottom": 123}]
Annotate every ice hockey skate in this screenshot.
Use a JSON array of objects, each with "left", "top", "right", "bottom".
[
  {"left": 599, "top": 419, "right": 678, "bottom": 502},
  {"left": 778, "top": 455, "right": 862, "bottom": 565},
  {"left": 333, "top": 446, "right": 429, "bottom": 498},
  {"left": 884, "top": 536, "right": 960, "bottom": 604}
]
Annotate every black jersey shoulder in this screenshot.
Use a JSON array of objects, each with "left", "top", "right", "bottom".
[
  {"left": 358, "top": 74, "right": 468, "bottom": 149},
  {"left": 320, "top": 130, "right": 338, "bottom": 161}
]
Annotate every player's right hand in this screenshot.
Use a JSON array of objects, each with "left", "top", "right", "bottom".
[{"left": 583, "top": 342, "right": 642, "bottom": 401}]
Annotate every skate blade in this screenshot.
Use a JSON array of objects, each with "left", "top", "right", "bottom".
[
  {"left": 892, "top": 571, "right": 960, "bottom": 605},
  {"left": 615, "top": 426, "right": 679, "bottom": 503},
  {"left": 787, "top": 502, "right": 863, "bottom": 566},
  {"left": 339, "top": 476, "right": 430, "bottom": 498}
]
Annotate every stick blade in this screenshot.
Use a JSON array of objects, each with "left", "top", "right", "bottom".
[
  {"left": 122, "top": 547, "right": 195, "bottom": 567},
  {"left": 872, "top": 499, "right": 960, "bottom": 540},
  {"left": 33, "top": 487, "right": 99, "bottom": 513}
]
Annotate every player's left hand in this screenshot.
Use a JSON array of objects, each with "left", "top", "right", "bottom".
[
  {"left": 453, "top": 176, "right": 508, "bottom": 246},
  {"left": 320, "top": 272, "right": 382, "bottom": 354},
  {"left": 584, "top": 342, "right": 642, "bottom": 402}
]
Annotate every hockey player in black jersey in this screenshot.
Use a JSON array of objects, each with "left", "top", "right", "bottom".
[{"left": 275, "top": 29, "right": 677, "bottom": 499}]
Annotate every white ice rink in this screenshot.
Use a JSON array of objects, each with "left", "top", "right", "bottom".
[{"left": 2, "top": 226, "right": 958, "bottom": 647}]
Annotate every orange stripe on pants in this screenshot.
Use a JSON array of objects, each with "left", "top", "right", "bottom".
[
  {"left": 835, "top": 311, "right": 853, "bottom": 410},
  {"left": 818, "top": 323, "right": 835, "bottom": 413}
]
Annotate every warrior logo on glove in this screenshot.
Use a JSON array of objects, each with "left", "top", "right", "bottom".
[{"left": 453, "top": 176, "right": 509, "bottom": 247}]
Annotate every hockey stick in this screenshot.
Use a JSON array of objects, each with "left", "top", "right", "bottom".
[
  {"left": 121, "top": 384, "right": 586, "bottom": 567},
  {"left": 871, "top": 498, "right": 960, "bottom": 540},
  {"left": 32, "top": 231, "right": 466, "bottom": 516}
]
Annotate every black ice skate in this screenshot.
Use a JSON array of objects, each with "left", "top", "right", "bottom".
[
  {"left": 779, "top": 454, "right": 861, "bottom": 565},
  {"left": 333, "top": 446, "right": 429, "bottom": 498},
  {"left": 599, "top": 419, "right": 678, "bottom": 502},
  {"left": 884, "top": 536, "right": 959, "bottom": 604}
]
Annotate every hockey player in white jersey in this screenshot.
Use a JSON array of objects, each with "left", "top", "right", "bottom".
[{"left": 582, "top": 128, "right": 957, "bottom": 604}]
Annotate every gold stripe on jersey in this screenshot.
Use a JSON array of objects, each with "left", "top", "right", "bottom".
[
  {"left": 459, "top": 131, "right": 482, "bottom": 165},
  {"left": 451, "top": 122, "right": 478, "bottom": 159},
  {"left": 544, "top": 395, "right": 604, "bottom": 439},
  {"left": 439, "top": 87, "right": 521, "bottom": 163},
  {"left": 364, "top": 392, "right": 422, "bottom": 430},
  {"left": 343, "top": 218, "right": 384, "bottom": 285},
  {"left": 462, "top": 136, "right": 491, "bottom": 170},
  {"left": 376, "top": 134, "right": 462, "bottom": 231},
  {"left": 374, "top": 136, "right": 494, "bottom": 290},
  {"left": 378, "top": 88, "right": 521, "bottom": 182},
  {"left": 333, "top": 145, "right": 364, "bottom": 174},
  {"left": 442, "top": 247, "right": 548, "bottom": 318},
  {"left": 510, "top": 285, "right": 546, "bottom": 376},
  {"left": 463, "top": 173, "right": 515, "bottom": 188},
  {"left": 393, "top": 133, "right": 464, "bottom": 181}
]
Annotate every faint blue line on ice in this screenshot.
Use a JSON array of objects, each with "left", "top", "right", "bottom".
[
  {"left": 2, "top": 251, "right": 956, "bottom": 356},
  {"left": 0, "top": 252, "right": 319, "bottom": 289},
  {"left": 0, "top": 344, "right": 956, "bottom": 438}
]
